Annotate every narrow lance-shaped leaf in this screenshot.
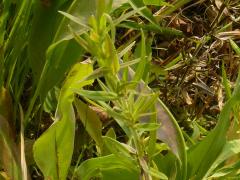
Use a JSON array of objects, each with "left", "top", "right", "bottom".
[
  {"left": 133, "top": 29, "right": 147, "bottom": 82},
  {"left": 129, "top": 0, "right": 157, "bottom": 24},
  {"left": 143, "top": 0, "right": 171, "bottom": 6},
  {"left": 129, "top": 67, "right": 187, "bottom": 180}
]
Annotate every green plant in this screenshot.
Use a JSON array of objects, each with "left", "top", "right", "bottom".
[{"left": 1, "top": 0, "right": 240, "bottom": 179}]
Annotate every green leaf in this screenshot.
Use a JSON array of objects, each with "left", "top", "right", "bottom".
[
  {"left": 206, "top": 139, "right": 240, "bottom": 177},
  {"left": 101, "top": 168, "right": 139, "bottom": 180},
  {"left": 221, "top": 62, "right": 232, "bottom": 100},
  {"left": 143, "top": 0, "right": 171, "bottom": 6},
  {"left": 74, "top": 99, "right": 103, "bottom": 149},
  {"left": 133, "top": 29, "right": 148, "bottom": 82},
  {"left": 155, "top": 99, "right": 187, "bottom": 180},
  {"left": 135, "top": 123, "right": 160, "bottom": 132},
  {"left": 105, "top": 128, "right": 116, "bottom": 139},
  {"left": 103, "top": 34, "right": 120, "bottom": 74},
  {"left": 187, "top": 81, "right": 240, "bottom": 179},
  {"left": 133, "top": 93, "right": 158, "bottom": 119},
  {"left": 209, "top": 161, "right": 240, "bottom": 178},
  {"left": 75, "top": 154, "right": 139, "bottom": 179},
  {"left": 154, "top": 152, "right": 178, "bottom": 179},
  {"left": 119, "top": 21, "right": 183, "bottom": 37},
  {"left": 72, "top": 89, "right": 118, "bottom": 101},
  {"left": 148, "top": 167, "right": 168, "bottom": 179},
  {"left": 25, "top": 0, "right": 97, "bottom": 125},
  {"left": 230, "top": 39, "right": 240, "bottom": 56},
  {"left": 43, "top": 87, "right": 60, "bottom": 114},
  {"left": 128, "top": 67, "right": 187, "bottom": 179},
  {"left": 33, "top": 63, "right": 93, "bottom": 180},
  {"left": 103, "top": 136, "right": 136, "bottom": 157},
  {"left": 99, "top": 101, "right": 132, "bottom": 136},
  {"left": 28, "top": 0, "right": 69, "bottom": 82},
  {"left": 129, "top": 0, "right": 157, "bottom": 25}
]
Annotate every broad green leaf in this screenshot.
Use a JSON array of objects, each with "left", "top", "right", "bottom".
[
  {"left": 74, "top": 99, "right": 103, "bottom": 149},
  {"left": 209, "top": 161, "right": 240, "bottom": 178},
  {"left": 28, "top": 0, "right": 69, "bottom": 81},
  {"left": 187, "top": 81, "right": 240, "bottom": 179},
  {"left": 206, "top": 139, "right": 240, "bottom": 178},
  {"left": 75, "top": 154, "right": 139, "bottom": 180},
  {"left": 33, "top": 124, "right": 59, "bottom": 179},
  {"left": 37, "top": 35, "right": 85, "bottom": 99},
  {"left": 33, "top": 63, "right": 93, "bottom": 180},
  {"left": 25, "top": 0, "right": 96, "bottom": 125},
  {"left": 103, "top": 136, "right": 135, "bottom": 158},
  {"left": 148, "top": 167, "right": 168, "bottom": 180}
]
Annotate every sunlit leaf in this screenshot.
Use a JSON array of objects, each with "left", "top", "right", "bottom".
[
  {"left": 33, "top": 63, "right": 93, "bottom": 179},
  {"left": 75, "top": 154, "right": 139, "bottom": 180},
  {"left": 143, "top": 0, "right": 171, "bottom": 6},
  {"left": 206, "top": 139, "right": 240, "bottom": 177}
]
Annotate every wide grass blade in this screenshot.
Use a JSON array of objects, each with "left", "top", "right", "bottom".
[
  {"left": 187, "top": 75, "right": 240, "bottom": 179},
  {"left": 33, "top": 63, "right": 94, "bottom": 179},
  {"left": 206, "top": 139, "right": 240, "bottom": 177}
]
